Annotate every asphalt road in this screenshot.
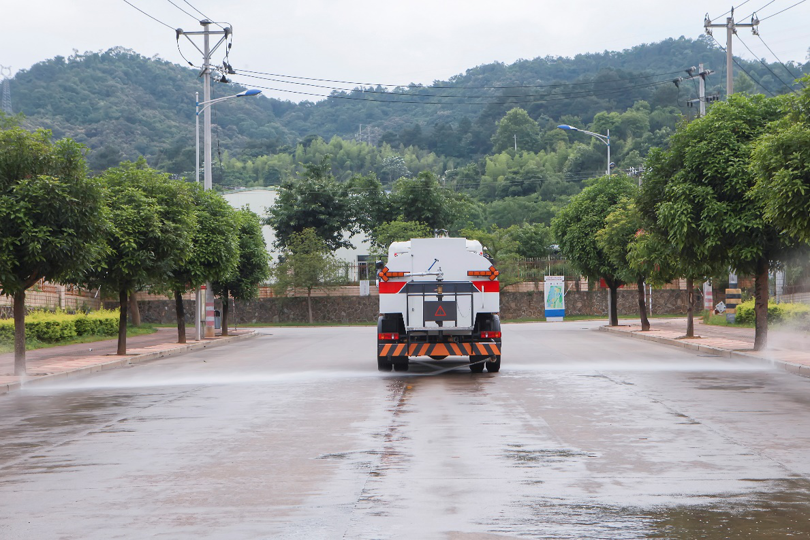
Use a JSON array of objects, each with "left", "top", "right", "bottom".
[{"left": 2, "top": 322, "right": 810, "bottom": 539}]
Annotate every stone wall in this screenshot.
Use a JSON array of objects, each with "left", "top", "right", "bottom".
[{"left": 108, "top": 289, "right": 690, "bottom": 325}]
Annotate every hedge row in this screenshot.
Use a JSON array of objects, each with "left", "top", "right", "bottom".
[
  {"left": 0, "top": 309, "right": 119, "bottom": 344},
  {"left": 735, "top": 300, "right": 810, "bottom": 325}
]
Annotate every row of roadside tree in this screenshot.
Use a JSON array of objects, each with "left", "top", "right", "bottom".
[
  {"left": 0, "top": 119, "right": 270, "bottom": 375},
  {"left": 552, "top": 77, "right": 810, "bottom": 351}
]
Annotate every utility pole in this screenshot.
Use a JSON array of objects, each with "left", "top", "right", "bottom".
[
  {"left": 684, "top": 64, "right": 718, "bottom": 117},
  {"left": 514, "top": 134, "right": 517, "bottom": 152},
  {"left": 705, "top": 8, "right": 755, "bottom": 319},
  {"left": 704, "top": 8, "right": 759, "bottom": 97},
  {"left": 178, "top": 20, "right": 231, "bottom": 338},
  {"left": 0, "top": 65, "right": 11, "bottom": 115}
]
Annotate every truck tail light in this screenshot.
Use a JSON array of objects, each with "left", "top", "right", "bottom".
[
  {"left": 378, "top": 332, "right": 399, "bottom": 341},
  {"left": 480, "top": 331, "right": 501, "bottom": 339}
]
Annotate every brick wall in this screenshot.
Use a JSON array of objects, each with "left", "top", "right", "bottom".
[{"left": 106, "top": 289, "right": 690, "bottom": 325}]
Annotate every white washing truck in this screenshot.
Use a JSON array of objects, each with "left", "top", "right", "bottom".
[{"left": 376, "top": 237, "right": 502, "bottom": 373}]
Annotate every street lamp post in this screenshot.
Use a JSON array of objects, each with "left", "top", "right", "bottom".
[
  {"left": 193, "top": 88, "right": 262, "bottom": 340},
  {"left": 557, "top": 124, "right": 611, "bottom": 176}
]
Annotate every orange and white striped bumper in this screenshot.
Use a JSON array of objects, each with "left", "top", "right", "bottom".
[{"left": 378, "top": 342, "right": 500, "bottom": 357}]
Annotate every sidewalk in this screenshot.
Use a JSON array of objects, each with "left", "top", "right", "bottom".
[
  {"left": 600, "top": 318, "right": 810, "bottom": 377},
  {"left": 0, "top": 327, "right": 259, "bottom": 395}
]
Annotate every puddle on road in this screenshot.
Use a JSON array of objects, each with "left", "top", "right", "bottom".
[
  {"left": 504, "top": 361, "right": 772, "bottom": 374},
  {"left": 478, "top": 478, "right": 810, "bottom": 539}
]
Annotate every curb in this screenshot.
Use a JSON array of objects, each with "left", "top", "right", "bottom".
[
  {"left": 598, "top": 326, "right": 810, "bottom": 377},
  {"left": 0, "top": 331, "right": 260, "bottom": 396}
]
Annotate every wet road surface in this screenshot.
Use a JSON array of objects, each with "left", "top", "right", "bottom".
[{"left": 2, "top": 322, "right": 810, "bottom": 539}]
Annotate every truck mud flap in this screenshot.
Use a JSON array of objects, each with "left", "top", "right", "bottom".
[{"left": 378, "top": 342, "right": 500, "bottom": 357}]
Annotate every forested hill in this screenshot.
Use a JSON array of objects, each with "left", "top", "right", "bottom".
[{"left": 7, "top": 37, "right": 808, "bottom": 173}]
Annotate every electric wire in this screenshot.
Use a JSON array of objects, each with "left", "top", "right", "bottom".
[
  {"left": 234, "top": 68, "right": 684, "bottom": 91},
  {"left": 759, "top": 0, "right": 808, "bottom": 20},
  {"left": 736, "top": 34, "right": 799, "bottom": 94},
  {"left": 708, "top": 34, "right": 776, "bottom": 96},
  {"left": 182, "top": 0, "right": 225, "bottom": 28},
  {"left": 120, "top": 0, "right": 177, "bottom": 30},
  {"left": 711, "top": 0, "right": 753, "bottom": 20},
  {"left": 166, "top": 0, "right": 199, "bottom": 21},
  {"left": 233, "top": 71, "right": 677, "bottom": 101},
  {"left": 740, "top": 0, "right": 776, "bottom": 20},
  {"left": 756, "top": 34, "right": 807, "bottom": 87},
  {"left": 236, "top": 79, "right": 674, "bottom": 106}
]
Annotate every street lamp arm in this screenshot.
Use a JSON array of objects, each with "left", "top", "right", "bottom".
[
  {"left": 557, "top": 124, "right": 611, "bottom": 176},
  {"left": 196, "top": 89, "right": 262, "bottom": 115},
  {"left": 574, "top": 129, "right": 609, "bottom": 145}
]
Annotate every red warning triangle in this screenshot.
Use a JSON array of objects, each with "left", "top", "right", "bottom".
[{"left": 435, "top": 305, "right": 447, "bottom": 317}]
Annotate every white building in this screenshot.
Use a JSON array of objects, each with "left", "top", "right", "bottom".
[{"left": 222, "top": 188, "right": 371, "bottom": 280}]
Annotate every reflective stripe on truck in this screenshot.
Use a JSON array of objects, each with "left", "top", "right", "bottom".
[{"left": 378, "top": 342, "right": 501, "bottom": 357}]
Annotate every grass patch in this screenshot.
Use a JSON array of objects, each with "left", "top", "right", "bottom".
[
  {"left": 0, "top": 323, "right": 158, "bottom": 354},
  {"left": 702, "top": 313, "right": 755, "bottom": 328}
]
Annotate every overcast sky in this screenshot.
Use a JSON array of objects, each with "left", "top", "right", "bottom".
[{"left": 3, "top": 0, "right": 808, "bottom": 102}]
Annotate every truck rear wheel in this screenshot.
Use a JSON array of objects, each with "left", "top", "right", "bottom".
[
  {"left": 469, "top": 356, "right": 485, "bottom": 373},
  {"left": 377, "top": 356, "right": 392, "bottom": 372},
  {"left": 485, "top": 355, "right": 501, "bottom": 373}
]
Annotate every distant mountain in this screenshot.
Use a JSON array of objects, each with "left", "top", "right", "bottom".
[{"left": 7, "top": 38, "right": 807, "bottom": 174}]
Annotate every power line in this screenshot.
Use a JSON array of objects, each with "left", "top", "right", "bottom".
[
  {"left": 708, "top": 34, "right": 776, "bottom": 96},
  {"left": 120, "top": 0, "right": 177, "bottom": 31},
  {"left": 759, "top": 0, "right": 808, "bottom": 20},
  {"left": 182, "top": 0, "right": 225, "bottom": 28},
  {"left": 740, "top": 0, "right": 776, "bottom": 20},
  {"left": 712, "top": 0, "right": 754, "bottom": 20},
  {"left": 756, "top": 34, "right": 807, "bottom": 87},
  {"left": 165, "top": 0, "right": 198, "bottom": 21},
  {"left": 233, "top": 71, "right": 676, "bottom": 101},
  {"left": 237, "top": 79, "right": 674, "bottom": 106},
  {"left": 735, "top": 34, "right": 799, "bottom": 94},
  {"left": 234, "top": 67, "right": 684, "bottom": 91}
]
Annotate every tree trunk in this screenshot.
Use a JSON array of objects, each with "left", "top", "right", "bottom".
[
  {"left": 608, "top": 284, "right": 619, "bottom": 326},
  {"left": 685, "top": 277, "right": 695, "bottom": 338},
  {"left": 129, "top": 293, "right": 141, "bottom": 327},
  {"left": 13, "top": 290, "right": 26, "bottom": 376},
  {"left": 221, "top": 288, "right": 230, "bottom": 336},
  {"left": 174, "top": 290, "right": 186, "bottom": 344},
  {"left": 307, "top": 288, "right": 313, "bottom": 324},
  {"left": 753, "top": 257, "right": 769, "bottom": 351},
  {"left": 637, "top": 279, "right": 650, "bottom": 331},
  {"left": 117, "top": 288, "right": 128, "bottom": 355}
]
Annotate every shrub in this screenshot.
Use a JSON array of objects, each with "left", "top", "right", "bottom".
[
  {"left": 74, "top": 309, "right": 119, "bottom": 336},
  {"left": 735, "top": 300, "right": 810, "bottom": 325},
  {"left": 0, "top": 309, "right": 119, "bottom": 344},
  {"left": 25, "top": 310, "right": 77, "bottom": 342},
  {"left": 0, "top": 319, "right": 13, "bottom": 343}
]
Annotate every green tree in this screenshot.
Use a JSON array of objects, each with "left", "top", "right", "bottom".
[
  {"left": 552, "top": 175, "right": 637, "bottom": 326},
  {"left": 639, "top": 94, "right": 785, "bottom": 348},
  {"left": 491, "top": 108, "right": 541, "bottom": 153},
  {"left": 83, "top": 159, "right": 196, "bottom": 355},
  {"left": 346, "top": 173, "right": 392, "bottom": 236},
  {"left": 596, "top": 199, "right": 653, "bottom": 330},
  {"left": 508, "top": 222, "right": 554, "bottom": 258},
  {"left": 213, "top": 208, "right": 271, "bottom": 335},
  {"left": 265, "top": 157, "right": 353, "bottom": 250},
  {"left": 751, "top": 79, "right": 810, "bottom": 243},
  {"left": 391, "top": 171, "right": 458, "bottom": 231},
  {"left": 0, "top": 128, "right": 107, "bottom": 375},
  {"left": 273, "top": 228, "right": 338, "bottom": 323},
  {"left": 157, "top": 186, "right": 240, "bottom": 343},
  {"left": 370, "top": 220, "right": 432, "bottom": 258}
]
